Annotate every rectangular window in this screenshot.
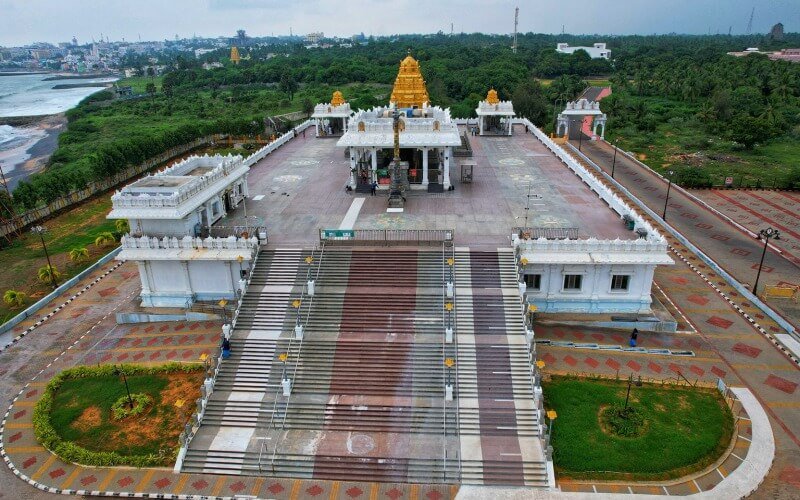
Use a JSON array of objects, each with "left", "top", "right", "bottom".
[
  {"left": 524, "top": 274, "right": 541, "bottom": 290},
  {"left": 611, "top": 274, "right": 630, "bottom": 291},
  {"left": 563, "top": 274, "right": 582, "bottom": 290}
]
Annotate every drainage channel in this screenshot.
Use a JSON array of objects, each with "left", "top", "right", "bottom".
[{"left": 535, "top": 339, "right": 695, "bottom": 357}]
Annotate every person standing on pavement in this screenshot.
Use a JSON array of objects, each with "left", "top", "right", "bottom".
[
  {"left": 371, "top": 181, "right": 377, "bottom": 196},
  {"left": 630, "top": 328, "right": 639, "bottom": 347}
]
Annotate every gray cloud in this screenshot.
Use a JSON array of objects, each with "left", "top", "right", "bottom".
[{"left": 0, "top": 0, "right": 796, "bottom": 46}]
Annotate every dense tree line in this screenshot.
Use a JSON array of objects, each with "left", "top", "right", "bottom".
[{"left": 12, "top": 31, "right": 800, "bottom": 209}]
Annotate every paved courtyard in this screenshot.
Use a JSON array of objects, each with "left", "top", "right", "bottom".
[{"left": 225, "top": 125, "right": 633, "bottom": 247}]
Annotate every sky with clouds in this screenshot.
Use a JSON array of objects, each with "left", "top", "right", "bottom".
[{"left": 0, "top": 0, "right": 797, "bottom": 46}]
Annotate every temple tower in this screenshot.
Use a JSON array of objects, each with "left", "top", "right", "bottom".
[{"left": 390, "top": 52, "right": 430, "bottom": 109}]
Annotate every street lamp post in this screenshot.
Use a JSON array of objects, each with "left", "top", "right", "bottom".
[
  {"left": 753, "top": 228, "right": 780, "bottom": 295},
  {"left": 32, "top": 225, "right": 58, "bottom": 289},
  {"left": 113, "top": 366, "right": 134, "bottom": 409},
  {"left": 610, "top": 139, "right": 619, "bottom": 179},
  {"left": 661, "top": 170, "right": 675, "bottom": 221},
  {"left": 578, "top": 123, "right": 584, "bottom": 151}
]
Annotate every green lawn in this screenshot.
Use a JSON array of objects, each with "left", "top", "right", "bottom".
[
  {"left": 49, "top": 368, "right": 203, "bottom": 460},
  {"left": 543, "top": 376, "right": 734, "bottom": 480},
  {"left": 0, "top": 196, "right": 120, "bottom": 324},
  {"left": 118, "top": 75, "right": 164, "bottom": 94}
]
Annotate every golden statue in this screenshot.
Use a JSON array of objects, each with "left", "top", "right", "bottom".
[
  {"left": 390, "top": 51, "right": 430, "bottom": 108},
  {"left": 230, "top": 46, "right": 241, "bottom": 64},
  {"left": 330, "top": 90, "right": 345, "bottom": 106},
  {"left": 486, "top": 88, "right": 500, "bottom": 105}
]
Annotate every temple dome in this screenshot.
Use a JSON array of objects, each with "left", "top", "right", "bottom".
[
  {"left": 390, "top": 52, "right": 430, "bottom": 109},
  {"left": 330, "top": 90, "right": 345, "bottom": 106},
  {"left": 486, "top": 88, "right": 500, "bottom": 105}
]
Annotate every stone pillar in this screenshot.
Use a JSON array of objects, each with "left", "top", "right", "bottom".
[
  {"left": 349, "top": 147, "right": 357, "bottom": 188},
  {"left": 137, "top": 262, "right": 152, "bottom": 295},
  {"left": 225, "top": 261, "right": 234, "bottom": 296},
  {"left": 443, "top": 146, "right": 451, "bottom": 190},
  {"left": 479, "top": 117, "right": 484, "bottom": 136},
  {"left": 422, "top": 147, "right": 429, "bottom": 187},
  {"left": 242, "top": 174, "right": 249, "bottom": 197},
  {"left": 315, "top": 118, "right": 320, "bottom": 137},
  {"left": 181, "top": 261, "right": 193, "bottom": 295},
  {"left": 371, "top": 148, "right": 378, "bottom": 184}
]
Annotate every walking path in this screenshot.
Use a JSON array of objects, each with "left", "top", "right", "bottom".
[{"left": 571, "top": 139, "right": 800, "bottom": 332}]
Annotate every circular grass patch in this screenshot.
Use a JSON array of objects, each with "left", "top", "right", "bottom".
[
  {"left": 111, "top": 393, "right": 152, "bottom": 420},
  {"left": 543, "top": 375, "right": 734, "bottom": 481}
]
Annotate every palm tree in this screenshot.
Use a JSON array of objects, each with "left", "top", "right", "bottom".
[
  {"left": 114, "top": 219, "right": 130, "bottom": 234},
  {"left": 3, "top": 290, "right": 27, "bottom": 308},
  {"left": 69, "top": 247, "right": 90, "bottom": 263},
  {"left": 38, "top": 265, "right": 61, "bottom": 286},
  {"left": 94, "top": 232, "right": 117, "bottom": 248}
]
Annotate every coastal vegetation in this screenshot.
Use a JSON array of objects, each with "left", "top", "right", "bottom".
[{"left": 543, "top": 375, "right": 734, "bottom": 480}]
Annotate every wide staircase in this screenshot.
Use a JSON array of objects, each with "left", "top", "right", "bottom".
[{"left": 183, "top": 244, "right": 548, "bottom": 487}]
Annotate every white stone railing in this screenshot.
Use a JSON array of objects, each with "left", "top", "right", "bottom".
[
  {"left": 242, "top": 120, "right": 313, "bottom": 168},
  {"left": 517, "top": 119, "right": 664, "bottom": 243},
  {"left": 313, "top": 102, "right": 352, "bottom": 115},
  {"left": 160, "top": 153, "right": 243, "bottom": 177},
  {"left": 112, "top": 156, "right": 248, "bottom": 209},
  {"left": 513, "top": 235, "right": 668, "bottom": 255},
  {"left": 120, "top": 234, "right": 259, "bottom": 251},
  {"left": 477, "top": 100, "right": 514, "bottom": 113}
]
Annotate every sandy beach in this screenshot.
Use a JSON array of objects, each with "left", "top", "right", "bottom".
[{"left": 0, "top": 114, "right": 66, "bottom": 190}]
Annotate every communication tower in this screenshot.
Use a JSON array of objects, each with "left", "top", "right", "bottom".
[
  {"left": 746, "top": 7, "right": 754, "bottom": 35},
  {"left": 512, "top": 7, "right": 519, "bottom": 53}
]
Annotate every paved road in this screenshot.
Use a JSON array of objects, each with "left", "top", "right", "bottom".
[{"left": 571, "top": 138, "right": 800, "bottom": 331}]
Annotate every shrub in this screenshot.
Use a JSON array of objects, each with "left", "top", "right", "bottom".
[
  {"left": 37, "top": 265, "right": 61, "bottom": 285},
  {"left": 68, "top": 247, "right": 89, "bottom": 263},
  {"left": 111, "top": 393, "right": 152, "bottom": 420},
  {"left": 3, "top": 290, "right": 27, "bottom": 308},
  {"left": 675, "top": 167, "right": 712, "bottom": 188},
  {"left": 94, "top": 232, "right": 116, "bottom": 248}
]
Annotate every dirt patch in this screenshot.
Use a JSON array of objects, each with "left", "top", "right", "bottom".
[
  {"left": 107, "top": 371, "right": 202, "bottom": 449},
  {"left": 71, "top": 406, "right": 101, "bottom": 432}
]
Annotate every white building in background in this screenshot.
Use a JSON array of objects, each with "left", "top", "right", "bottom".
[
  {"left": 108, "top": 154, "right": 260, "bottom": 308},
  {"left": 556, "top": 42, "right": 611, "bottom": 59},
  {"left": 311, "top": 90, "right": 352, "bottom": 137},
  {"left": 475, "top": 88, "right": 515, "bottom": 136}
]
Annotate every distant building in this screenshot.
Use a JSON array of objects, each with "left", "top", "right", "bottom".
[
  {"left": 770, "top": 22, "right": 784, "bottom": 41},
  {"left": 727, "top": 47, "right": 800, "bottom": 63},
  {"left": 194, "top": 48, "right": 214, "bottom": 58},
  {"left": 305, "top": 32, "right": 324, "bottom": 44},
  {"left": 770, "top": 48, "right": 800, "bottom": 63},
  {"left": 556, "top": 42, "right": 611, "bottom": 59}
]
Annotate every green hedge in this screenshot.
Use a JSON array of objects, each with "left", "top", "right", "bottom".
[{"left": 33, "top": 362, "right": 202, "bottom": 468}]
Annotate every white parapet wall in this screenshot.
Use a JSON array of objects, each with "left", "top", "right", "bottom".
[{"left": 117, "top": 235, "right": 259, "bottom": 308}]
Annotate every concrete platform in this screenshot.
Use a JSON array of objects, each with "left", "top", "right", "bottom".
[{"left": 221, "top": 125, "right": 634, "bottom": 247}]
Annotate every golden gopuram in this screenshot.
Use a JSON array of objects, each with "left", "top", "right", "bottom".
[{"left": 389, "top": 52, "right": 430, "bottom": 108}]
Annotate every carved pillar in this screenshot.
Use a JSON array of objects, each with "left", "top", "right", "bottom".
[
  {"left": 349, "top": 147, "right": 357, "bottom": 188},
  {"left": 422, "top": 147, "right": 429, "bottom": 187},
  {"left": 315, "top": 118, "right": 319, "bottom": 137},
  {"left": 371, "top": 147, "right": 378, "bottom": 184},
  {"left": 443, "top": 146, "right": 451, "bottom": 190}
]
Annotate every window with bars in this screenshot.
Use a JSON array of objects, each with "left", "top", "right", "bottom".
[
  {"left": 524, "top": 274, "right": 541, "bottom": 290},
  {"left": 563, "top": 274, "right": 582, "bottom": 290},
  {"left": 611, "top": 274, "right": 630, "bottom": 291}
]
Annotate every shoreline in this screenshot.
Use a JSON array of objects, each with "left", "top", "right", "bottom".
[{"left": 0, "top": 114, "right": 66, "bottom": 191}]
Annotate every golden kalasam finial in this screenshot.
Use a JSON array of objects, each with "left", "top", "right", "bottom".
[
  {"left": 486, "top": 88, "right": 500, "bottom": 105},
  {"left": 331, "top": 90, "right": 345, "bottom": 106}
]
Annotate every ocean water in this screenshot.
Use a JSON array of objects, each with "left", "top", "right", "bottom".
[{"left": 0, "top": 73, "right": 117, "bottom": 118}]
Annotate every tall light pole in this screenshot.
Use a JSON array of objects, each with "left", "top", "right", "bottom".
[
  {"left": 113, "top": 366, "right": 134, "bottom": 409},
  {"left": 610, "top": 139, "right": 619, "bottom": 179},
  {"left": 753, "top": 228, "right": 780, "bottom": 295},
  {"left": 32, "top": 225, "right": 58, "bottom": 289},
  {"left": 661, "top": 170, "right": 674, "bottom": 221}
]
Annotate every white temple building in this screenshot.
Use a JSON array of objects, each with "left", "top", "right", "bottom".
[
  {"left": 311, "top": 90, "right": 352, "bottom": 137},
  {"left": 336, "top": 53, "right": 462, "bottom": 192},
  {"left": 475, "top": 88, "right": 515, "bottom": 136},
  {"left": 108, "top": 154, "right": 259, "bottom": 308}
]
